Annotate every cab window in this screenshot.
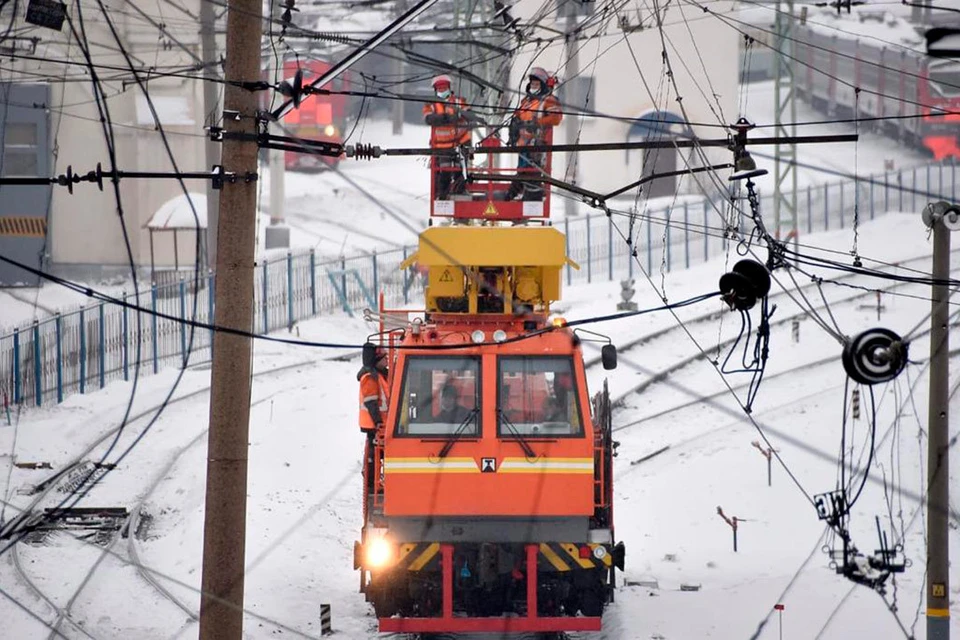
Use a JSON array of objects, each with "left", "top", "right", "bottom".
[
  {"left": 498, "top": 356, "right": 582, "bottom": 437},
  {"left": 395, "top": 356, "right": 480, "bottom": 436}
]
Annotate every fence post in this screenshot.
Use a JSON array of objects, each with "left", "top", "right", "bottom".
[
  {"left": 372, "top": 250, "right": 379, "bottom": 303},
  {"left": 263, "top": 261, "right": 270, "bottom": 334},
  {"left": 122, "top": 291, "right": 129, "bottom": 381},
  {"left": 586, "top": 214, "right": 592, "bottom": 283},
  {"left": 953, "top": 157, "right": 956, "bottom": 200},
  {"left": 807, "top": 185, "right": 812, "bottom": 234},
  {"left": 839, "top": 181, "right": 844, "bottom": 229},
  {"left": 340, "top": 256, "right": 347, "bottom": 312},
  {"left": 927, "top": 163, "right": 932, "bottom": 199},
  {"left": 80, "top": 307, "right": 87, "bottom": 393},
  {"left": 911, "top": 166, "right": 917, "bottom": 211},
  {"left": 208, "top": 271, "right": 215, "bottom": 358},
  {"left": 401, "top": 246, "right": 409, "bottom": 304},
  {"left": 98, "top": 302, "right": 105, "bottom": 390},
  {"left": 666, "top": 218, "right": 672, "bottom": 272},
  {"left": 683, "top": 202, "right": 690, "bottom": 269},
  {"left": 13, "top": 328, "right": 20, "bottom": 404},
  {"left": 287, "top": 251, "right": 295, "bottom": 329},
  {"left": 310, "top": 249, "right": 318, "bottom": 314},
  {"left": 564, "top": 218, "right": 571, "bottom": 285},
  {"left": 646, "top": 218, "right": 652, "bottom": 274},
  {"left": 884, "top": 171, "right": 889, "bottom": 212},
  {"left": 703, "top": 200, "right": 709, "bottom": 263},
  {"left": 824, "top": 183, "right": 829, "bottom": 230},
  {"left": 869, "top": 176, "right": 875, "bottom": 220},
  {"left": 179, "top": 277, "right": 187, "bottom": 368},
  {"left": 32, "top": 322, "right": 40, "bottom": 407},
  {"left": 56, "top": 314, "right": 63, "bottom": 404},
  {"left": 898, "top": 170, "right": 903, "bottom": 211},
  {"left": 151, "top": 284, "right": 158, "bottom": 374},
  {"left": 607, "top": 215, "right": 613, "bottom": 281}
]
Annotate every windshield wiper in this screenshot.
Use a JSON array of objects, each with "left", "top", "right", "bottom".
[
  {"left": 436, "top": 408, "right": 480, "bottom": 460},
  {"left": 496, "top": 409, "right": 536, "bottom": 459}
]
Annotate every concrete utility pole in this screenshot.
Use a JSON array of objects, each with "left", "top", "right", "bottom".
[
  {"left": 392, "top": 1, "right": 406, "bottom": 136},
  {"left": 197, "top": 0, "right": 262, "bottom": 637},
  {"left": 922, "top": 202, "right": 954, "bottom": 640},
  {"left": 200, "top": 0, "right": 221, "bottom": 271}
]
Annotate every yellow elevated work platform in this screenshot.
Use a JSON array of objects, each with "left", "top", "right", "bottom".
[{"left": 400, "top": 226, "right": 579, "bottom": 315}]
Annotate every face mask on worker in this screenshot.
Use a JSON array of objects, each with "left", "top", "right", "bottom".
[{"left": 436, "top": 88, "right": 451, "bottom": 100}]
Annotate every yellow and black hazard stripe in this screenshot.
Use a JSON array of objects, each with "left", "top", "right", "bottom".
[
  {"left": 0, "top": 216, "right": 46, "bottom": 237},
  {"left": 396, "top": 542, "right": 441, "bottom": 571},
  {"left": 538, "top": 542, "right": 613, "bottom": 572}
]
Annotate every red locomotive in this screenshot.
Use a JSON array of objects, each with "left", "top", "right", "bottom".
[
  {"left": 353, "top": 138, "right": 624, "bottom": 635},
  {"left": 280, "top": 59, "right": 350, "bottom": 170}
]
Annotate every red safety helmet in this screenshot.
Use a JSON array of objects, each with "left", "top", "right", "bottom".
[{"left": 432, "top": 74, "right": 452, "bottom": 90}]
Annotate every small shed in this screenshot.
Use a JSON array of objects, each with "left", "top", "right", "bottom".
[{"left": 144, "top": 192, "right": 207, "bottom": 285}]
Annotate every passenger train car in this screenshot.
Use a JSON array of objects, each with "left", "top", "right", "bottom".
[
  {"left": 352, "top": 138, "right": 624, "bottom": 635},
  {"left": 739, "top": 8, "right": 960, "bottom": 159}
]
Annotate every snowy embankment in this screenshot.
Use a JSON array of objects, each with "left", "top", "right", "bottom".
[{"left": 0, "top": 212, "right": 957, "bottom": 639}]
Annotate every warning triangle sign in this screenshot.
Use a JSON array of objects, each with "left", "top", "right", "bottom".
[
  {"left": 439, "top": 269, "right": 454, "bottom": 283},
  {"left": 483, "top": 202, "right": 498, "bottom": 216}
]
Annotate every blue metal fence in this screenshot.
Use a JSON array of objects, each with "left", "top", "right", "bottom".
[{"left": 1, "top": 159, "right": 956, "bottom": 411}]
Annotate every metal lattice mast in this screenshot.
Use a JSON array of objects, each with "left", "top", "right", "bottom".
[{"left": 773, "top": 0, "right": 797, "bottom": 246}]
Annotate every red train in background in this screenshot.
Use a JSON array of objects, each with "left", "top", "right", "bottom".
[
  {"left": 794, "top": 21, "right": 960, "bottom": 160},
  {"left": 280, "top": 58, "right": 351, "bottom": 171}
]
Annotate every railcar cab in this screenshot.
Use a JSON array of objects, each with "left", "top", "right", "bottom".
[{"left": 429, "top": 131, "right": 554, "bottom": 221}]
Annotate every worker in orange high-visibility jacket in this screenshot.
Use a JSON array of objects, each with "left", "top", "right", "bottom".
[
  {"left": 423, "top": 74, "right": 472, "bottom": 200},
  {"left": 358, "top": 348, "right": 390, "bottom": 433},
  {"left": 358, "top": 348, "right": 389, "bottom": 493},
  {"left": 506, "top": 67, "right": 562, "bottom": 201}
]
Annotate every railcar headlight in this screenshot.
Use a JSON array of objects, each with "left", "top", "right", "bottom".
[
  {"left": 492, "top": 329, "right": 507, "bottom": 342},
  {"left": 324, "top": 124, "right": 337, "bottom": 137},
  {"left": 471, "top": 330, "right": 485, "bottom": 343},
  {"left": 365, "top": 537, "right": 394, "bottom": 568}
]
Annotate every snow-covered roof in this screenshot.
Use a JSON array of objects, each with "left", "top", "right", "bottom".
[{"left": 145, "top": 192, "right": 207, "bottom": 230}]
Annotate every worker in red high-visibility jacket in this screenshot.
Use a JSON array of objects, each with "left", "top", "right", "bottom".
[{"left": 422, "top": 74, "right": 472, "bottom": 200}]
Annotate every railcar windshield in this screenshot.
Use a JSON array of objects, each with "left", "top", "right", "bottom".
[
  {"left": 395, "top": 356, "right": 480, "bottom": 436},
  {"left": 928, "top": 61, "right": 960, "bottom": 98},
  {"left": 497, "top": 356, "right": 583, "bottom": 437}
]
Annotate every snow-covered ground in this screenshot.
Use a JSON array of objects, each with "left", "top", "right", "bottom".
[{"left": 0, "top": 212, "right": 957, "bottom": 639}]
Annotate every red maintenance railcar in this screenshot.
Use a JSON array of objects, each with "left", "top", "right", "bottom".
[{"left": 352, "top": 136, "right": 624, "bottom": 636}]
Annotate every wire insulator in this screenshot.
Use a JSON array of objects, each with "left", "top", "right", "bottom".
[{"left": 348, "top": 143, "right": 382, "bottom": 161}]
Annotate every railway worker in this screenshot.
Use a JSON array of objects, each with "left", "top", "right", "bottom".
[
  {"left": 358, "top": 347, "right": 389, "bottom": 434},
  {"left": 423, "top": 75, "right": 472, "bottom": 200},
  {"left": 434, "top": 383, "right": 472, "bottom": 425},
  {"left": 506, "top": 67, "right": 563, "bottom": 201}
]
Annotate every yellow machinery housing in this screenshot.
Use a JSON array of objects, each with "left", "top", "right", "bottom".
[{"left": 400, "top": 226, "right": 579, "bottom": 315}]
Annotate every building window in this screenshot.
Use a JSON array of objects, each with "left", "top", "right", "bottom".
[{"left": 3, "top": 122, "right": 39, "bottom": 176}]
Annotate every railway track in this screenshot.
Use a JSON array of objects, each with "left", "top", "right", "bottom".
[
  {"left": 579, "top": 256, "right": 960, "bottom": 414},
  {"left": 581, "top": 247, "right": 960, "bottom": 376},
  {"left": 4, "top": 356, "right": 326, "bottom": 639}
]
